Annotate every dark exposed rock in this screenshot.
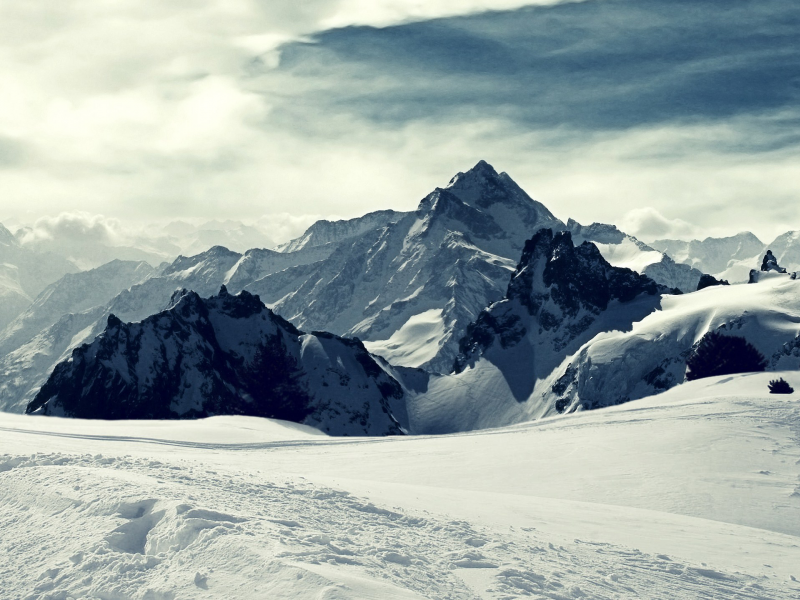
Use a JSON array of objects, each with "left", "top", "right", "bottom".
[
  {"left": 696, "top": 274, "right": 730, "bottom": 291},
  {"left": 26, "top": 288, "right": 407, "bottom": 435},
  {"left": 455, "top": 229, "right": 677, "bottom": 373}
]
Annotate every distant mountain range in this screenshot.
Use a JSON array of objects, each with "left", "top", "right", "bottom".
[
  {"left": 3, "top": 160, "right": 800, "bottom": 436},
  {"left": 651, "top": 231, "right": 800, "bottom": 283}
]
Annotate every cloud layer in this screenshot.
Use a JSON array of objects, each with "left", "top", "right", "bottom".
[{"left": 0, "top": 0, "right": 798, "bottom": 241}]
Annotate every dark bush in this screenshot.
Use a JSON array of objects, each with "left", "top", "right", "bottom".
[
  {"left": 768, "top": 378, "right": 794, "bottom": 394},
  {"left": 686, "top": 331, "right": 767, "bottom": 381}
]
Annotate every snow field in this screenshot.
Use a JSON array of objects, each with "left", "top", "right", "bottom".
[{"left": 1, "top": 373, "right": 799, "bottom": 599}]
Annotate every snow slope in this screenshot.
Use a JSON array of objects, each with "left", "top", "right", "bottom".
[{"left": 1, "top": 373, "right": 798, "bottom": 599}]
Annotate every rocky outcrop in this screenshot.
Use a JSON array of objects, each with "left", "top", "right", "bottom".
[{"left": 27, "top": 287, "right": 407, "bottom": 436}]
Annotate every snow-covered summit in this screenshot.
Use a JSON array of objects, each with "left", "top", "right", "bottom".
[
  {"left": 246, "top": 161, "right": 564, "bottom": 373},
  {"left": 27, "top": 287, "right": 408, "bottom": 436}
]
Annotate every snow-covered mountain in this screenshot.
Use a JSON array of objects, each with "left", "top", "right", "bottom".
[
  {"left": 0, "top": 260, "right": 156, "bottom": 356},
  {"left": 27, "top": 287, "right": 407, "bottom": 436},
  {"left": 651, "top": 232, "right": 765, "bottom": 276},
  {"left": 766, "top": 230, "right": 800, "bottom": 271},
  {"left": 533, "top": 272, "right": 800, "bottom": 417},
  {"left": 652, "top": 231, "right": 800, "bottom": 284},
  {"left": 247, "top": 160, "right": 564, "bottom": 373},
  {"left": 567, "top": 219, "right": 704, "bottom": 292},
  {"left": 0, "top": 242, "right": 348, "bottom": 413},
  {"left": 0, "top": 222, "right": 79, "bottom": 329},
  {"left": 405, "top": 243, "right": 800, "bottom": 434},
  {"left": 277, "top": 210, "right": 405, "bottom": 253},
  {"left": 0, "top": 261, "right": 160, "bottom": 413},
  {"left": 404, "top": 229, "right": 675, "bottom": 433}
]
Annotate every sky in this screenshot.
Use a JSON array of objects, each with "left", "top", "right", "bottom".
[{"left": 0, "top": 0, "right": 798, "bottom": 242}]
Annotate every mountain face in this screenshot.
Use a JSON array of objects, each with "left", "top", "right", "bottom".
[
  {"left": 567, "top": 220, "right": 703, "bottom": 292},
  {"left": 0, "top": 264, "right": 33, "bottom": 334},
  {"left": 246, "top": 161, "right": 564, "bottom": 373},
  {"left": 0, "top": 162, "right": 566, "bottom": 411},
  {"left": 0, "top": 239, "right": 363, "bottom": 413},
  {"left": 278, "top": 210, "right": 406, "bottom": 253},
  {"left": 0, "top": 261, "right": 158, "bottom": 413},
  {"left": 650, "top": 232, "right": 765, "bottom": 281},
  {"left": 27, "top": 288, "right": 407, "bottom": 436},
  {"left": 0, "top": 247, "right": 245, "bottom": 414},
  {"left": 0, "top": 260, "right": 156, "bottom": 356},
  {"left": 0, "top": 223, "right": 78, "bottom": 329},
  {"left": 536, "top": 273, "right": 800, "bottom": 417},
  {"left": 404, "top": 229, "right": 675, "bottom": 434}
]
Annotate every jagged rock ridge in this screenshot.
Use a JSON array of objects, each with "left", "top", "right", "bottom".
[
  {"left": 403, "top": 229, "right": 675, "bottom": 434},
  {"left": 567, "top": 219, "right": 703, "bottom": 292},
  {"left": 27, "top": 287, "right": 407, "bottom": 436},
  {"left": 455, "top": 228, "right": 675, "bottom": 375}
]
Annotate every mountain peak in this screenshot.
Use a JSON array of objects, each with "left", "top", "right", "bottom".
[{"left": 445, "top": 160, "right": 501, "bottom": 197}]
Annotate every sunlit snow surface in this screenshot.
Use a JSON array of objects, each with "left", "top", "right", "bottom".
[
  {"left": 364, "top": 308, "right": 446, "bottom": 368},
  {"left": 1, "top": 374, "right": 799, "bottom": 599}
]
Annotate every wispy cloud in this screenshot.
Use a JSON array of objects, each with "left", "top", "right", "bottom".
[{"left": 0, "top": 0, "right": 797, "bottom": 243}]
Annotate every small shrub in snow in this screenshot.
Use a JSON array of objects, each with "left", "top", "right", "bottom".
[
  {"left": 768, "top": 378, "right": 794, "bottom": 394},
  {"left": 686, "top": 331, "right": 767, "bottom": 381}
]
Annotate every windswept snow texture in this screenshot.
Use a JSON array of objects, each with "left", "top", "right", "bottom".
[
  {"left": 28, "top": 287, "right": 406, "bottom": 436},
  {"left": 568, "top": 219, "right": 703, "bottom": 292},
  {"left": 1, "top": 373, "right": 799, "bottom": 599},
  {"left": 248, "top": 160, "right": 563, "bottom": 372}
]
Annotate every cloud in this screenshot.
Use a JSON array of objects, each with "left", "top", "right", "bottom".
[
  {"left": 619, "top": 208, "right": 697, "bottom": 242},
  {"left": 0, "top": 0, "right": 797, "bottom": 248},
  {"left": 270, "top": 0, "right": 800, "bottom": 132},
  {"left": 18, "top": 212, "right": 125, "bottom": 245}
]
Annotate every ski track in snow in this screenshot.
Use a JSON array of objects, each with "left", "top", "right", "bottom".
[{"left": 0, "top": 449, "right": 797, "bottom": 600}]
